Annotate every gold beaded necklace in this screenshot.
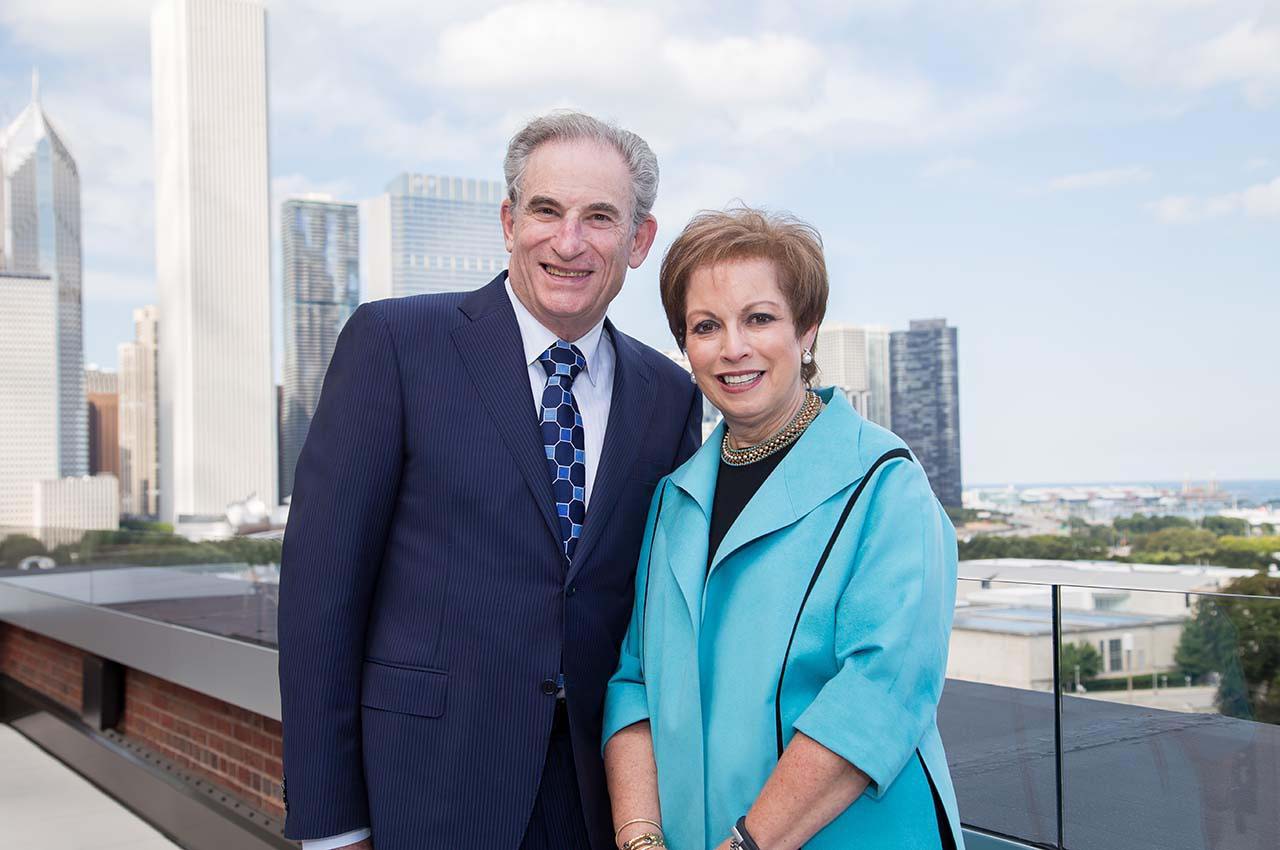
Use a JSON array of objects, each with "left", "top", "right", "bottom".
[{"left": 721, "top": 389, "right": 823, "bottom": 466}]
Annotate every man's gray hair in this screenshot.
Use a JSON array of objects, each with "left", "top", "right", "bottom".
[{"left": 504, "top": 111, "right": 659, "bottom": 230}]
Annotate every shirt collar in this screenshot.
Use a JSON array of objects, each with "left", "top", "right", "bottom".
[{"left": 505, "top": 277, "right": 607, "bottom": 387}]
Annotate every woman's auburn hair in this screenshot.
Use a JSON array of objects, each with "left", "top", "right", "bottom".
[{"left": 658, "top": 206, "right": 830, "bottom": 384}]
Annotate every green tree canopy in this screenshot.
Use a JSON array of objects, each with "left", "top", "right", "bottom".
[
  {"left": 1060, "top": 642, "right": 1102, "bottom": 689},
  {"left": 1202, "top": 515, "right": 1250, "bottom": 537},
  {"left": 1173, "top": 573, "right": 1280, "bottom": 723},
  {"left": 0, "top": 533, "right": 47, "bottom": 567}
]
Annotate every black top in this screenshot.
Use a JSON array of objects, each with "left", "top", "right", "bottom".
[{"left": 707, "top": 439, "right": 797, "bottom": 572}]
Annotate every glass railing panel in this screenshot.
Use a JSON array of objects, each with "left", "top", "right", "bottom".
[
  {"left": 0, "top": 526, "right": 281, "bottom": 646},
  {"left": 939, "top": 578, "right": 1059, "bottom": 846},
  {"left": 1059, "top": 584, "right": 1280, "bottom": 850}
]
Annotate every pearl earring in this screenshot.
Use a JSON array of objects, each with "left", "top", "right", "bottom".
[
  {"left": 801, "top": 350, "right": 813, "bottom": 365},
  {"left": 689, "top": 371, "right": 697, "bottom": 384}
]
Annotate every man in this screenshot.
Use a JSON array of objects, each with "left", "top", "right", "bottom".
[{"left": 278, "top": 112, "right": 701, "bottom": 850}]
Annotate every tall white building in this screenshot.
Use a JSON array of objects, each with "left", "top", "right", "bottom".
[
  {"left": 152, "top": 0, "right": 276, "bottom": 522},
  {"left": 0, "top": 272, "right": 60, "bottom": 529},
  {"left": 0, "top": 72, "right": 88, "bottom": 477},
  {"left": 815, "top": 323, "right": 891, "bottom": 427},
  {"left": 362, "top": 173, "right": 507, "bottom": 301},
  {"left": 119, "top": 306, "right": 160, "bottom": 517}
]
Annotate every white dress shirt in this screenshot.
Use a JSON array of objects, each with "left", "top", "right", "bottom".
[{"left": 301, "top": 280, "right": 615, "bottom": 850}]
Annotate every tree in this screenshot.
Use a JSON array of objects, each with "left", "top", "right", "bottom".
[
  {"left": 1115, "top": 515, "right": 1193, "bottom": 536},
  {"left": 0, "top": 533, "right": 48, "bottom": 567},
  {"left": 1202, "top": 515, "right": 1250, "bottom": 537},
  {"left": 1060, "top": 642, "right": 1102, "bottom": 690},
  {"left": 1173, "top": 573, "right": 1280, "bottom": 722}
]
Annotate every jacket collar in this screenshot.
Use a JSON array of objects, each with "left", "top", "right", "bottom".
[{"left": 667, "top": 387, "right": 869, "bottom": 574}]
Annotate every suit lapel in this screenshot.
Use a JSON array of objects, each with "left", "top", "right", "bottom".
[
  {"left": 450, "top": 275, "right": 562, "bottom": 551},
  {"left": 568, "top": 323, "right": 654, "bottom": 581}
]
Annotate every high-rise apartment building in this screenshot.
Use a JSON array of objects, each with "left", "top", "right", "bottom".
[
  {"left": 280, "top": 196, "right": 358, "bottom": 498},
  {"left": 119, "top": 306, "right": 159, "bottom": 517},
  {"left": 0, "top": 272, "right": 59, "bottom": 529},
  {"left": 815, "top": 324, "right": 891, "bottom": 428},
  {"left": 152, "top": 0, "right": 276, "bottom": 522},
  {"left": 362, "top": 173, "right": 507, "bottom": 301},
  {"left": 890, "top": 319, "right": 962, "bottom": 508},
  {"left": 0, "top": 73, "right": 88, "bottom": 478},
  {"left": 86, "top": 367, "right": 120, "bottom": 480}
]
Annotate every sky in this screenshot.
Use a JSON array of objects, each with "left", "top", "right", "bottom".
[{"left": 1, "top": 0, "right": 1277, "bottom": 485}]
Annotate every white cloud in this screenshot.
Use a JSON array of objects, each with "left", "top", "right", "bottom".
[
  {"left": 919, "top": 156, "right": 978, "bottom": 180},
  {"left": 1184, "top": 19, "right": 1280, "bottom": 105},
  {"left": 1148, "top": 176, "right": 1280, "bottom": 222},
  {"left": 1048, "top": 166, "right": 1150, "bottom": 192}
]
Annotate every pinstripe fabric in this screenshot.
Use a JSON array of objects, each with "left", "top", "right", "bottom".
[{"left": 278, "top": 273, "right": 702, "bottom": 850}]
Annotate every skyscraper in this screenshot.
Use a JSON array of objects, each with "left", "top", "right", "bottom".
[
  {"left": 362, "top": 173, "right": 507, "bottom": 301},
  {"left": 0, "top": 71, "right": 88, "bottom": 478},
  {"left": 280, "top": 196, "right": 359, "bottom": 498},
  {"left": 890, "top": 319, "right": 962, "bottom": 508},
  {"left": 815, "top": 324, "right": 891, "bottom": 428},
  {"left": 0, "top": 272, "right": 59, "bottom": 528},
  {"left": 152, "top": 0, "right": 276, "bottom": 522},
  {"left": 85, "top": 367, "right": 120, "bottom": 480},
  {"left": 119, "top": 306, "right": 159, "bottom": 517}
]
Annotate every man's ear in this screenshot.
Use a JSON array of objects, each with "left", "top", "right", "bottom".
[
  {"left": 628, "top": 215, "right": 658, "bottom": 269},
  {"left": 500, "top": 198, "right": 516, "bottom": 252}
]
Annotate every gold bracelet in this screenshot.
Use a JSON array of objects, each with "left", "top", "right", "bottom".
[
  {"left": 622, "top": 833, "right": 666, "bottom": 850},
  {"left": 615, "top": 818, "right": 663, "bottom": 845}
]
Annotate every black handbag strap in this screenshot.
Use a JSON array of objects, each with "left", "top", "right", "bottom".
[{"left": 773, "top": 448, "right": 913, "bottom": 759}]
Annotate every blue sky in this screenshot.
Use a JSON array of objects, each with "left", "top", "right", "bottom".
[{"left": 1, "top": 0, "right": 1277, "bottom": 484}]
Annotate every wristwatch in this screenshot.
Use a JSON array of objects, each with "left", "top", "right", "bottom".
[{"left": 730, "top": 816, "right": 762, "bottom": 850}]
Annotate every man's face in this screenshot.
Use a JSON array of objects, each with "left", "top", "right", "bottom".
[{"left": 502, "top": 139, "right": 657, "bottom": 342}]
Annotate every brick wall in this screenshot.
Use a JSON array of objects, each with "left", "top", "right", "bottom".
[
  {"left": 120, "top": 669, "right": 285, "bottom": 819},
  {"left": 0, "top": 622, "right": 84, "bottom": 710},
  {"left": 1, "top": 622, "right": 283, "bottom": 821}
]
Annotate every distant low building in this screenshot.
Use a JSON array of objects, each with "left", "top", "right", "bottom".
[
  {"left": 32, "top": 475, "right": 119, "bottom": 546},
  {"left": 947, "top": 605, "right": 1185, "bottom": 691}
]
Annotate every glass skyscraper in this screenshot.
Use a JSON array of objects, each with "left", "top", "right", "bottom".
[
  {"left": 362, "top": 173, "right": 507, "bottom": 301},
  {"left": 0, "top": 73, "right": 88, "bottom": 478},
  {"left": 890, "top": 319, "right": 962, "bottom": 508},
  {"left": 280, "top": 197, "right": 359, "bottom": 499}
]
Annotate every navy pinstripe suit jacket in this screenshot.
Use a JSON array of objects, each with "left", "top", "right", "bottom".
[{"left": 278, "top": 273, "right": 702, "bottom": 850}]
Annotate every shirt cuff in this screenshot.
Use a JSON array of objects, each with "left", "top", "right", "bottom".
[{"left": 301, "top": 827, "right": 371, "bottom": 850}]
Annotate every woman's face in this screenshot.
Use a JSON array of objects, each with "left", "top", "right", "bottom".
[{"left": 683, "top": 257, "right": 817, "bottom": 444}]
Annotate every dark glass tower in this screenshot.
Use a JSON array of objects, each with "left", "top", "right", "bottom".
[
  {"left": 280, "top": 198, "right": 359, "bottom": 499},
  {"left": 890, "top": 319, "right": 962, "bottom": 508}
]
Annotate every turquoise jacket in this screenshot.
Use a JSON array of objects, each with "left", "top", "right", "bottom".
[{"left": 603, "top": 388, "right": 964, "bottom": 850}]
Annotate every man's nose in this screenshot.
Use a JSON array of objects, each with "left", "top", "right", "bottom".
[{"left": 551, "top": 215, "right": 585, "bottom": 258}]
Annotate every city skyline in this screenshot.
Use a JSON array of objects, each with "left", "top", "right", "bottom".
[{"left": 0, "top": 2, "right": 1277, "bottom": 484}]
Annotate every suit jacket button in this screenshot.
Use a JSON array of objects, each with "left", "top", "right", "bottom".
[
  {"left": 565, "top": 584, "right": 576, "bottom": 598},
  {"left": 540, "top": 678, "right": 558, "bottom": 695}
]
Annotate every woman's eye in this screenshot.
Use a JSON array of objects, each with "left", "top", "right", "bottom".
[
  {"left": 692, "top": 321, "right": 717, "bottom": 334},
  {"left": 748, "top": 313, "right": 776, "bottom": 324}
]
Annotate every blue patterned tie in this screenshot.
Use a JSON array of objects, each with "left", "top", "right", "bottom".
[{"left": 538, "top": 341, "right": 588, "bottom": 561}]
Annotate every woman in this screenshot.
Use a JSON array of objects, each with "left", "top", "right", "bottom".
[{"left": 602, "top": 208, "right": 963, "bottom": 850}]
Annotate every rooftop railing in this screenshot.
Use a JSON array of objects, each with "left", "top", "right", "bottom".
[{"left": 2, "top": 529, "right": 1277, "bottom": 849}]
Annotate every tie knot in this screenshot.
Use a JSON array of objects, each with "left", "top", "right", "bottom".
[{"left": 538, "top": 340, "right": 586, "bottom": 384}]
